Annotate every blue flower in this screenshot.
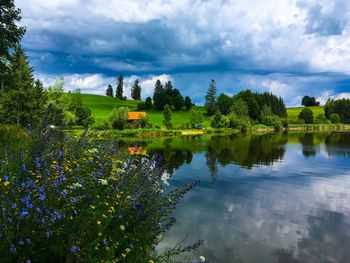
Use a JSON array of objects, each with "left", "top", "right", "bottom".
[
  {"left": 71, "top": 245, "right": 80, "bottom": 253},
  {"left": 10, "top": 246, "right": 17, "bottom": 254},
  {"left": 19, "top": 240, "right": 25, "bottom": 245},
  {"left": 20, "top": 210, "right": 29, "bottom": 218}
]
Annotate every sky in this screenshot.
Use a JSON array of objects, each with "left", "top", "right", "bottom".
[{"left": 16, "top": 0, "right": 350, "bottom": 106}]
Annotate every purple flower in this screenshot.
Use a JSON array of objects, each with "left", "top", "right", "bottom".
[
  {"left": 20, "top": 210, "right": 29, "bottom": 218},
  {"left": 10, "top": 246, "right": 17, "bottom": 254},
  {"left": 71, "top": 245, "right": 80, "bottom": 253},
  {"left": 19, "top": 240, "right": 25, "bottom": 245}
]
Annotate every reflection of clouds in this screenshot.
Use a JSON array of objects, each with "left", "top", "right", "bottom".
[{"left": 159, "top": 158, "right": 350, "bottom": 262}]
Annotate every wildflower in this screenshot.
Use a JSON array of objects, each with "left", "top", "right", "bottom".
[
  {"left": 19, "top": 240, "right": 25, "bottom": 245},
  {"left": 121, "top": 253, "right": 126, "bottom": 258},
  {"left": 3, "top": 181, "right": 10, "bottom": 187},
  {"left": 71, "top": 245, "right": 80, "bottom": 253},
  {"left": 125, "top": 248, "right": 131, "bottom": 253},
  {"left": 120, "top": 225, "right": 125, "bottom": 231},
  {"left": 96, "top": 220, "right": 101, "bottom": 225},
  {"left": 10, "top": 246, "right": 17, "bottom": 254},
  {"left": 200, "top": 256, "right": 206, "bottom": 262},
  {"left": 150, "top": 260, "right": 154, "bottom": 263},
  {"left": 98, "top": 179, "right": 108, "bottom": 185}
]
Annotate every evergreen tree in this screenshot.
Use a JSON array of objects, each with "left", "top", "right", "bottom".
[
  {"left": 217, "top": 93, "right": 233, "bottom": 115},
  {"left": 153, "top": 79, "right": 165, "bottom": 111},
  {"left": 173, "top": 94, "right": 184, "bottom": 111},
  {"left": 106, "top": 84, "right": 113, "bottom": 97},
  {"left": 0, "top": 0, "right": 26, "bottom": 88},
  {"left": 205, "top": 79, "right": 217, "bottom": 116},
  {"left": 115, "top": 75, "right": 124, "bottom": 99},
  {"left": 131, "top": 79, "right": 141, "bottom": 100},
  {"left": 163, "top": 104, "right": 172, "bottom": 129},
  {"left": 1, "top": 46, "right": 44, "bottom": 126},
  {"left": 145, "top": 96, "right": 153, "bottom": 109},
  {"left": 184, "top": 96, "right": 192, "bottom": 111}
]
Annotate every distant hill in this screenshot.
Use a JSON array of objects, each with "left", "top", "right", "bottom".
[{"left": 286, "top": 106, "right": 324, "bottom": 120}]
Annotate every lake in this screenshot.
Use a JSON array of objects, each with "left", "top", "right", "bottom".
[{"left": 137, "top": 132, "right": 350, "bottom": 263}]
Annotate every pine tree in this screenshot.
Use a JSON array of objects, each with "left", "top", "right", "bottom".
[
  {"left": 2, "top": 45, "right": 45, "bottom": 126},
  {"left": 116, "top": 75, "right": 124, "bottom": 99},
  {"left": 163, "top": 104, "right": 172, "bottom": 129},
  {"left": 205, "top": 79, "right": 217, "bottom": 116},
  {"left": 153, "top": 79, "right": 165, "bottom": 110},
  {"left": 131, "top": 79, "right": 141, "bottom": 100},
  {"left": 184, "top": 96, "right": 192, "bottom": 111},
  {"left": 106, "top": 84, "right": 113, "bottom": 97}
]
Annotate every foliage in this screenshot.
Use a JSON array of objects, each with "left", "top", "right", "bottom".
[
  {"left": 153, "top": 79, "right": 165, "bottom": 111},
  {"left": 228, "top": 112, "right": 251, "bottom": 131},
  {"left": 69, "top": 90, "right": 94, "bottom": 128},
  {"left": 315, "top": 114, "right": 329, "bottom": 124},
  {"left": 302, "top": 96, "right": 320, "bottom": 107},
  {"left": 136, "top": 101, "right": 146, "bottom": 111},
  {"left": 329, "top": 113, "right": 341, "bottom": 124},
  {"left": 189, "top": 110, "right": 203, "bottom": 129},
  {"left": 0, "top": 46, "right": 46, "bottom": 127},
  {"left": 184, "top": 96, "right": 192, "bottom": 111},
  {"left": 173, "top": 94, "right": 184, "bottom": 111},
  {"left": 210, "top": 110, "right": 229, "bottom": 128},
  {"left": 235, "top": 90, "right": 260, "bottom": 120},
  {"left": 0, "top": 0, "right": 25, "bottom": 76},
  {"left": 217, "top": 93, "right": 233, "bottom": 115},
  {"left": 231, "top": 98, "right": 249, "bottom": 117},
  {"left": 106, "top": 84, "right": 113, "bottom": 97},
  {"left": 145, "top": 97, "right": 153, "bottom": 110},
  {"left": 134, "top": 114, "right": 149, "bottom": 128},
  {"left": 109, "top": 107, "right": 129, "bottom": 130},
  {"left": 162, "top": 105, "right": 172, "bottom": 129},
  {"left": 131, "top": 79, "right": 141, "bottom": 100},
  {"left": 205, "top": 79, "right": 217, "bottom": 116},
  {"left": 46, "top": 77, "right": 69, "bottom": 126},
  {"left": 325, "top": 99, "right": 350, "bottom": 123},
  {"left": 0, "top": 128, "right": 200, "bottom": 262},
  {"left": 261, "top": 115, "right": 283, "bottom": 130},
  {"left": 298, "top": 108, "right": 314, "bottom": 124},
  {"left": 116, "top": 75, "right": 124, "bottom": 100}
]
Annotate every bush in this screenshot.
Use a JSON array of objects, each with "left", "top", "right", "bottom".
[
  {"left": 325, "top": 99, "right": 350, "bottom": 123},
  {"left": 189, "top": 110, "right": 203, "bottom": 129},
  {"left": 298, "top": 108, "right": 314, "bottom": 124},
  {"left": 261, "top": 115, "right": 283, "bottom": 130},
  {"left": 136, "top": 101, "right": 146, "bottom": 111},
  {"left": 329, "top": 113, "right": 341, "bottom": 124},
  {"left": 145, "top": 97, "right": 153, "bottom": 110},
  {"left": 228, "top": 112, "right": 251, "bottom": 131},
  {"left": 315, "top": 114, "right": 329, "bottom": 124},
  {"left": 109, "top": 107, "right": 129, "bottom": 130},
  {"left": 0, "top": 128, "right": 200, "bottom": 262},
  {"left": 162, "top": 105, "right": 172, "bottom": 129}
]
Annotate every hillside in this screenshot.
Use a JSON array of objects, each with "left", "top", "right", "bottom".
[
  {"left": 67, "top": 93, "right": 210, "bottom": 127},
  {"left": 68, "top": 94, "right": 326, "bottom": 127}
]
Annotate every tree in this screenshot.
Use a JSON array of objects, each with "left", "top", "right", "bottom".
[
  {"left": 0, "top": 0, "right": 26, "bottom": 87},
  {"left": 189, "top": 110, "right": 203, "bottom": 128},
  {"left": 235, "top": 90, "right": 260, "bottom": 120},
  {"left": 217, "top": 93, "right": 233, "bottom": 115},
  {"left": 137, "top": 101, "right": 146, "bottom": 111},
  {"left": 231, "top": 98, "right": 248, "bottom": 117},
  {"left": 69, "top": 89, "right": 94, "bottom": 127},
  {"left": 205, "top": 79, "right": 217, "bottom": 116},
  {"left": 302, "top": 96, "right": 320, "bottom": 107},
  {"left": 153, "top": 79, "right": 165, "bottom": 111},
  {"left": 145, "top": 97, "right": 153, "bottom": 109},
  {"left": 131, "top": 79, "right": 141, "bottom": 100},
  {"left": 109, "top": 107, "right": 129, "bottom": 130},
  {"left": 329, "top": 113, "right": 341, "bottom": 124},
  {"left": 325, "top": 99, "right": 350, "bottom": 123},
  {"left": 298, "top": 108, "right": 314, "bottom": 124},
  {"left": 163, "top": 104, "right": 172, "bottom": 129},
  {"left": 1, "top": 46, "right": 46, "bottom": 126},
  {"left": 184, "top": 96, "right": 192, "bottom": 111},
  {"left": 211, "top": 110, "right": 222, "bottom": 128},
  {"left": 115, "top": 75, "right": 124, "bottom": 99},
  {"left": 106, "top": 84, "right": 113, "bottom": 97},
  {"left": 173, "top": 94, "right": 184, "bottom": 111}
]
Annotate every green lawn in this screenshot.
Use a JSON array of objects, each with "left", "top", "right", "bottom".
[
  {"left": 68, "top": 94, "right": 210, "bottom": 127},
  {"left": 287, "top": 106, "right": 324, "bottom": 120}
]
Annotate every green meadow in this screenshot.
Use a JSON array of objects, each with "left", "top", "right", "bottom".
[{"left": 68, "top": 94, "right": 327, "bottom": 128}]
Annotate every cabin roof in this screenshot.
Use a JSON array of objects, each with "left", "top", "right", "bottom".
[{"left": 128, "top": 112, "right": 147, "bottom": 121}]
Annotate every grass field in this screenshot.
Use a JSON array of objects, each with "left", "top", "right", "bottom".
[
  {"left": 68, "top": 94, "right": 326, "bottom": 127},
  {"left": 286, "top": 106, "right": 325, "bottom": 120},
  {"left": 67, "top": 93, "right": 210, "bottom": 127}
]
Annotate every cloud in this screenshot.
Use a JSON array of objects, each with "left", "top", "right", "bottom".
[{"left": 15, "top": 0, "right": 350, "bottom": 105}]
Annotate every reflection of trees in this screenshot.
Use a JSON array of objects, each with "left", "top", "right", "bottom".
[
  {"left": 205, "top": 133, "right": 287, "bottom": 170},
  {"left": 272, "top": 210, "right": 350, "bottom": 263},
  {"left": 298, "top": 133, "right": 317, "bottom": 157},
  {"left": 325, "top": 132, "right": 350, "bottom": 157},
  {"left": 206, "top": 145, "right": 218, "bottom": 181}
]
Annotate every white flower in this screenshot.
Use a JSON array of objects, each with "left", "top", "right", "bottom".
[{"left": 199, "top": 256, "right": 206, "bottom": 262}]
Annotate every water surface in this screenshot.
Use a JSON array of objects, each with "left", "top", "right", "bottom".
[{"left": 145, "top": 132, "right": 350, "bottom": 263}]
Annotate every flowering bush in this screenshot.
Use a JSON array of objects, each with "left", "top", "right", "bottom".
[{"left": 0, "top": 128, "right": 199, "bottom": 262}]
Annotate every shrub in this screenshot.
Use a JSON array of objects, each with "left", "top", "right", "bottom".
[
  {"left": 162, "top": 105, "right": 172, "bottom": 129},
  {"left": 189, "top": 110, "right": 203, "bottom": 129},
  {"left": 298, "top": 108, "right": 314, "bottom": 124},
  {"left": 136, "top": 101, "right": 146, "bottom": 111},
  {"left": 0, "top": 128, "right": 200, "bottom": 262},
  {"left": 325, "top": 99, "right": 350, "bottom": 123},
  {"left": 315, "top": 114, "right": 329, "bottom": 124},
  {"left": 261, "top": 115, "right": 283, "bottom": 130},
  {"left": 109, "top": 107, "right": 129, "bottom": 130},
  {"left": 329, "top": 113, "right": 341, "bottom": 124},
  {"left": 145, "top": 97, "right": 153, "bottom": 109},
  {"left": 228, "top": 112, "right": 251, "bottom": 131}
]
